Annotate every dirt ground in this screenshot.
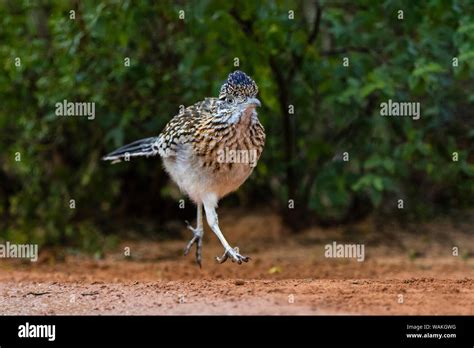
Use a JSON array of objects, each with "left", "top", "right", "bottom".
[{"left": 1, "top": 210, "right": 473, "bottom": 315}]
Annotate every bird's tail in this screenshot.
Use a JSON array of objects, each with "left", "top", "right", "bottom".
[{"left": 102, "top": 137, "right": 159, "bottom": 163}]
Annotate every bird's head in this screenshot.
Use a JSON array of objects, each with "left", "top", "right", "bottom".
[{"left": 218, "top": 70, "right": 261, "bottom": 109}]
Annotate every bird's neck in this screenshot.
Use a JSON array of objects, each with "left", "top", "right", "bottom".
[
  {"left": 241, "top": 105, "right": 258, "bottom": 127},
  {"left": 223, "top": 106, "right": 257, "bottom": 126}
]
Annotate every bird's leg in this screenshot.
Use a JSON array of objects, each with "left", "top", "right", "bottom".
[
  {"left": 184, "top": 203, "right": 203, "bottom": 267},
  {"left": 203, "top": 202, "right": 249, "bottom": 265}
]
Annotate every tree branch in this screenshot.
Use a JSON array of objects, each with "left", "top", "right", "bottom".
[
  {"left": 320, "top": 46, "right": 372, "bottom": 56},
  {"left": 287, "top": 1, "right": 322, "bottom": 81}
]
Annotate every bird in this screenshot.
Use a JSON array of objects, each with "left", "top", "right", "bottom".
[{"left": 103, "top": 70, "right": 265, "bottom": 267}]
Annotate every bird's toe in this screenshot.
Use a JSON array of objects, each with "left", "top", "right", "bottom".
[{"left": 216, "top": 247, "right": 249, "bottom": 265}]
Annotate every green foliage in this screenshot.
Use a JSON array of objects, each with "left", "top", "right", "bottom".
[{"left": 0, "top": 0, "right": 473, "bottom": 246}]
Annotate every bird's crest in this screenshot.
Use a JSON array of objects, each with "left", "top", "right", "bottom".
[{"left": 219, "top": 70, "right": 258, "bottom": 99}]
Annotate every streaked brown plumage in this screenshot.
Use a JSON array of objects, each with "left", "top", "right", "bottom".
[{"left": 103, "top": 71, "right": 265, "bottom": 266}]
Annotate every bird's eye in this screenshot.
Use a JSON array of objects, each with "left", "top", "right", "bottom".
[{"left": 226, "top": 96, "right": 234, "bottom": 104}]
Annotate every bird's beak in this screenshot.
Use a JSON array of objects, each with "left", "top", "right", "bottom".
[{"left": 247, "top": 97, "right": 261, "bottom": 107}]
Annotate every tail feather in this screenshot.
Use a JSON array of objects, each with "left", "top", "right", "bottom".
[{"left": 103, "top": 137, "right": 159, "bottom": 163}]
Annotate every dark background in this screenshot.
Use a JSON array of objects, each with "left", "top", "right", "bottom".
[{"left": 1, "top": 0, "right": 473, "bottom": 251}]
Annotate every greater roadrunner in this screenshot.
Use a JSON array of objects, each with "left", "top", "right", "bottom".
[{"left": 103, "top": 71, "right": 265, "bottom": 267}]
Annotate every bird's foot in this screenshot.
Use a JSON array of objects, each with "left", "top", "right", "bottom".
[
  {"left": 216, "top": 246, "right": 249, "bottom": 265},
  {"left": 184, "top": 221, "right": 203, "bottom": 268}
]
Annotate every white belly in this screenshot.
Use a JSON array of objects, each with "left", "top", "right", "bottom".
[{"left": 162, "top": 144, "right": 255, "bottom": 204}]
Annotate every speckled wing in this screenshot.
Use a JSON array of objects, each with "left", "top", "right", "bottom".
[{"left": 156, "top": 97, "right": 219, "bottom": 158}]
